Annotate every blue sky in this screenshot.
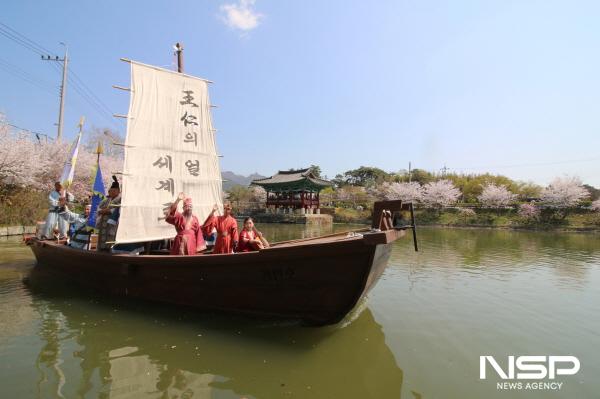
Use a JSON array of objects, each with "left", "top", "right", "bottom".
[{"left": 1, "top": 0, "right": 599, "bottom": 186}]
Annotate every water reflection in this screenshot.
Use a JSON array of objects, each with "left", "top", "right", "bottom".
[
  {"left": 2, "top": 227, "right": 599, "bottom": 399},
  {"left": 393, "top": 227, "right": 600, "bottom": 288},
  {"left": 23, "top": 268, "right": 403, "bottom": 398}
]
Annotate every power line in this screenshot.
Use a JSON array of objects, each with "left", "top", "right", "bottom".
[
  {"left": 453, "top": 156, "right": 600, "bottom": 172},
  {"left": 71, "top": 69, "right": 126, "bottom": 121},
  {"left": 0, "top": 56, "right": 56, "bottom": 89},
  {"left": 0, "top": 21, "right": 53, "bottom": 55},
  {"left": 0, "top": 27, "right": 45, "bottom": 55},
  {"left": 2, "top": 120, "right": 53, "bottom": 143},
  {"left": 68, "top": 68, "right": 124, "bottom": 130},
  {"left": 0, "top": 58, "right": 58, "bottom": 96},
  {"left": 0, "top": 20, "right": 123, "bottom": 132}
]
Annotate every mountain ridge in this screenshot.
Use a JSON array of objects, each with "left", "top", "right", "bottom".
[{"left": 221, "top": 171, "right": 267, "bottom": 190}]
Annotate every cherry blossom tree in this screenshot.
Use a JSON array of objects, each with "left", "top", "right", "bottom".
[
  {"left": 335, "top": 185, "right": 369, "bottom": 208},
  {"left": 591, "top": 199, "right": 600, "bottom": 212},
  {"left": 0, "top": 127, "right": 122, "bottom": 201},
  {"left": 0, "top": 130, "right": 56, "bottom": 187},
  {"left": 458, "top": 207, "right": 476, "bottom": 219},
  {"left": 422, "top": 179, "right": 460, "bottom": 208},
  {"left": 518, "top": 203, "right": 540, "bottom": 220},
  {"left": 477, "top": 183, "right": 516, "bottom": 207},
  {"left": 377, "top": 181, "right": 423, "bottom": 203},
  {"left": 251, "top": 185, "right": 267, "bottom": 203},
  {"left": 541, "top": 176, "right": 589, "bottom": 208}
]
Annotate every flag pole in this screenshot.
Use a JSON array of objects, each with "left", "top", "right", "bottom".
[
  {"left": 96, "top": 140, "right": 103, "bottom": 165},
  {"left": 70, "top": 116, "right": 85, "bottom": 191}
]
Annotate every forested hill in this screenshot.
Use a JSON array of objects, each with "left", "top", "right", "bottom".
[{"left": 221, "top": 171, "right": 266, "bottom": 190}]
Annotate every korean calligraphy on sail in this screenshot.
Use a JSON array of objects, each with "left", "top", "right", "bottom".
[{"left": 115, "top": 61, "right": 223, "bottom": 244}]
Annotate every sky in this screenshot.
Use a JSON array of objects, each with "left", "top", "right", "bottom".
[{"left": 1, "top": 0, "right": 599, "bottom": 186}]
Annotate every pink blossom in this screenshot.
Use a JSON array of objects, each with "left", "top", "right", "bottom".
[
  {"left": 422, "top": 180, "right": 460, "bottom": 208},
  {"left": 251, "top": 186, "right": 267, "bottom": 202},
  {"left": 477, "top": 183, "right": 516, "bottom": 207},
  {"left": 0, "top": 124, "right": 123, "bottom": 202},
  {"left": 458, "top": 207, "right": 476, "bottom": 217},
  {"left": 541, "top": 176, "right": 589, "bottom": 208},
  {"left": 518, "top": 203, "right": 540, "bottom": 220},
  {"left": 377, "top": 182, "right": 423, "bottom": 203}
]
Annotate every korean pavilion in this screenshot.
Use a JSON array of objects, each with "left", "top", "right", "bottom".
[{"left": 251, "top": 168, "right": 333, "bottom": 214}]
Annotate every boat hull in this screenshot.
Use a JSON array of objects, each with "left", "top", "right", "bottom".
[{"left": 29, "top": 230, "right": 403, "bottom": 325}]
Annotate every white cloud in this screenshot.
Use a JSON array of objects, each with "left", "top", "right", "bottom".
[{"left": 220, "top": 0, "right": 263, "bottom": 32}]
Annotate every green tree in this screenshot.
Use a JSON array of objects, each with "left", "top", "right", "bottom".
[
  {"left": 335, "top": 166, "right": 391, "bottom": 187},
  {"left": 407, "top": 169, "right": 435, "bottom": 185},
  {"left": 309, "top": 164, "right": 322, "bottom": 178},
  {"left": 226, "top": 185, "right": 253, "bottom": 208},
  {"left": 514, "top": 181, "right": 542, "bottom": 199},
  {"left": 583, "top": 184, "right": 600, "bottom": 201}
]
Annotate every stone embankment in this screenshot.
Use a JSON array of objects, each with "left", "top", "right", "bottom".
[{"left": 0, "top": 225, "right": 36, "bottom": 237}]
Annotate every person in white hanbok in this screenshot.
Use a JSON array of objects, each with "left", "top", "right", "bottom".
[{"left": 41, "top": 182, "right": 74, "bottom": 239}]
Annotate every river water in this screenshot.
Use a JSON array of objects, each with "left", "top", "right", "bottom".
[{"left": 0, "top": 226, "right": 599, "bottom": 398}]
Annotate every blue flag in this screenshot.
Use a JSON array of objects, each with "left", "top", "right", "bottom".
[{"left": 87, "top": 164, "right": 106, "bottom": 228}]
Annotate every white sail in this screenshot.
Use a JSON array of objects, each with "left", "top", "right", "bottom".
[{"left": 115, "top": 61, "right": 223, "bottom": 244}]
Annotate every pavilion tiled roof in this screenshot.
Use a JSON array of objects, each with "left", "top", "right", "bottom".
[{"left": 251, "top": 168, "right": 332, "bottom": 191}]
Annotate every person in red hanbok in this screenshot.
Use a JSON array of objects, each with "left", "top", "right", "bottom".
[
  {"left": 165, "top": 192, "right": 206, "bottom": 255},
  {"left": 203, "top": 203, "right": 238, "bottom": 254},
  {"left": 237, "top": 217, "right": 269, "bottom": 252}
]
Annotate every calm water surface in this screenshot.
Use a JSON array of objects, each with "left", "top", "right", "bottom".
[{"left": 1, "top": 225, "right": 599, "bottom": 398}]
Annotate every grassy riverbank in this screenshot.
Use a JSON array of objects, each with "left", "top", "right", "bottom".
[
  {"left": 3, "top": 197, "right": 599, "bottom": 232},
  {"left": 0, "top": 189, "right": 46, "bottom": 227},
  {"left": 326, "top": 207, "right": 600, "bottom": 231}
]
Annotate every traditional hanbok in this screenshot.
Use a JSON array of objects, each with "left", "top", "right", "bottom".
[
  {"left": 96, "top": 195, "right": 121, "bottom": 251},
  {"left": 237, "top": 229, "right": 258, "bottom": 252},
  {"left": 42, "top": 190, "right": 73, "bottom": 239},
  {"left": 203, "top": 215, "right": 238, "bottom": 254},
  {"left": 166, "top": 211, "right": 206, "bottom": 255},
  {"left": 59, "top": 209, "right": 89, "bottom": 249}
]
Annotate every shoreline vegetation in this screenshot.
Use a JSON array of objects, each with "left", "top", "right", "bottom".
[
  {"left": 1, "top": 119, "right": 599, "bottom": 232},
  {"left": 228, "top": 165, "right": 600, "bottom": 232},
  {"left": 324, "top": 207, "right": 600, "bottom": 232}
]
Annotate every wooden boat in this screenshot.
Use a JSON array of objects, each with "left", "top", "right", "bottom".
[
  {"left": 28, "top": 51, "right": 418, "bottom": 326},
  {"left": 29, "top": 203, "right": 414, "bottom": 325}
]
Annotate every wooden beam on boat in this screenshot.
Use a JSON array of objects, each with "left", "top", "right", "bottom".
[
  {"left": 112, "top": 85, "right": 132, "bottom": 92},
  {"left": 110, "top": 142, "right": 131, "bottom": 148}
]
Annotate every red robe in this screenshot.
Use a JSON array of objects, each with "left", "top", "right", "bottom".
[
  {"left": 166, "top": 211, "right": 206, "bottom": 255},
  {"left": 203, "top": 215, "right": 238, "bottom": 254},
  {"left": 237, "top": 229, "right": 257, "bottom": 252}
]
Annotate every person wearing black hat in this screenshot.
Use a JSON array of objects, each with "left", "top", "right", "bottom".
[{"left": 96, "top": 176, "right": 122, "bottom": 251}]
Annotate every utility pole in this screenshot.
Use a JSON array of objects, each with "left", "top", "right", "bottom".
[
  {"left": 175, "top": 42, "right": 184, "bottom": 73},
  {"left": 441, "top": 164, "right": 448, "bottom": 177},
  {"left": 42, "top": 44, "right": 68, "bottom": 141},
  {"left": 408, "top": 161, "right": 412, "bottom": 182}
]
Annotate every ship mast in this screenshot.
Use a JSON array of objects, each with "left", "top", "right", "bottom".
[{"left": 175, "top": 43, "right": 184, "bottom": 73}]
